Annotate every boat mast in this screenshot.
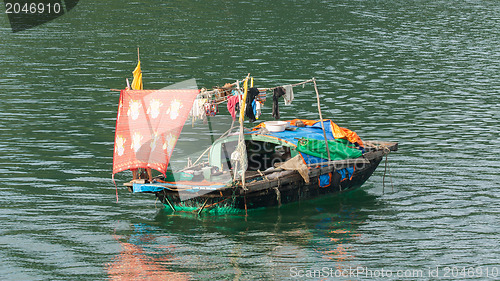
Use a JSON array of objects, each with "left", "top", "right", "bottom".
[
  {"left": 235, "top": 74, "right": 251, "bottom": 189},
  {"left": 313, "top": 78, "right": 331, "bottom": 161}
]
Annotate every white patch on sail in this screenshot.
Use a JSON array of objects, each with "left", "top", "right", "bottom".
[
  {"left": 150, "top": 131, "right": 160, "bottom": 151},
  {"left": 147, "top": 99, "right": 162, "bottom": 119},
  {"left": 166, "top": 99, "right": 183, "bottom": 120},
  {"left": 115, "top": 135, "right": 126, "bottom": 156},
  {"left": 163, "top": 133, "right": 177, "bottom": 155},
  {"left": 127, "top": 100, "right": 142, "bottom": 120},
  {"left": 131, "top": 132, "right": 143, "bottom": 152}
]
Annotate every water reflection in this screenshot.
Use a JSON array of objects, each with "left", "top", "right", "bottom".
[
  {"left": 106, "top": 225, "right": 190, "bottom": 281},
  {"left": 108, "top": 190, "right": 381, "bottom": 279}
]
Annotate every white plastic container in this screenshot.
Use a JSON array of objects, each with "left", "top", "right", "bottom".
[
  {"left": 202, "top": 166, "right": 212, "bottom": 181},
  {"left": 265, "top": 121, "right": 288, "bottom": 132}
]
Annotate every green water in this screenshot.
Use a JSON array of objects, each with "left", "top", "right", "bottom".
[{"left": 1, "top": 1, "right": 499, "bottom": 280}]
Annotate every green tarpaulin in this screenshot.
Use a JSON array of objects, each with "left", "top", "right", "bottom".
[{"left": 296, "top": 137, "right": 363, "bottom": 161}]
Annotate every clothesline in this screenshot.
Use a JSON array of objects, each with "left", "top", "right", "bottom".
[
  {"left": 112, "top": 77, "right": 317, "bottom": 122},
  {"left": 112, "top": 77, "right": 316, "bottom": 96},
  {"left": 189, "top": 77, "right": 303, "bottom": 124},
  {"left": 193, "top": 77, "right": 316, "bottom": 104},
  {"left": 259, "top": 78, "right": 315, "bottom": 91}
]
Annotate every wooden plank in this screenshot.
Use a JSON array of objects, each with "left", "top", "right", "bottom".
[
  {"left": 242, "top": 156, "right": 376, "bottom": 194},
  {"left": 244, "top": 157, "right": 370, "bottom": 182},
  {"left": 242, "top": 172, "right": 302, "bottom": 194},
  {"left": 363, "top": 150, "right": 386, "bottom": 160},
  {"left": 363, "top": 140, "right": 398, "bottom": 151}
]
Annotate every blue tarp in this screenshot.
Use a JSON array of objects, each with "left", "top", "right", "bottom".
[
  {"left": 250, "top": 123, "right": 335, "bottom": 145},
  {"left": 248, "top": 123, "right": 356, "bottom": 165},
  {"left": 133, "top": 181, "right": 227, "bottom": 193}
]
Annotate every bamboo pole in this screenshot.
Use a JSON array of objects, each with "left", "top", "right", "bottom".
[
  {"left": 238, "top": 74, "right": 250, "bottom": 123},
  {"left": 313, "top": 78, "right": 331, "bottom": 161},
  {"left": 235, "top": 74, "right": 251, "bottom": 188},
  {"left": 231, "top": 81, "right": 241, "bottom": 181},
  {"left": 262, "top": 79, "right": 314, "bottom": 91}
]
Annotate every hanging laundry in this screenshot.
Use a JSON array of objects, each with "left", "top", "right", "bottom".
[
  {"left": 257, "top": 89, "right": 267, "bottom": 103},
  {"left": 252, "top": 100, "right": 257, "bottom": 118},
  {"left": 235, "top": 99, "right": 240, "bottom": 112},
  {"left": 227, "top": 95, "right": 239, "bottom": 121},
  {"left": 189, "top": 98, "right": 207, "bottom": 121},
  {"left": 339, "top": 166, "right": 355, "bottom": 182},
  {"left": 282, "top": 84, "right": 294, "bottom": 105},
  {"left": 245, "top": 87, "right": 260, "bottom": 122},
  {"left": 319, "top": 173, "right": 332, "bottom": 188},
  {"left": 204, "top": 101, "right": 218, "bottom": 117},
  {"left": 272, "top": 87, "right": 286, "bottom": 119},
  {"left": 252, "top": 100, "right": 262, "bottom": 120}
]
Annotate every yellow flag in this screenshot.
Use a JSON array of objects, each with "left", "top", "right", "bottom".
[
  {"left": 131, "top": 60, "right": 143, "bottom": 90},
  {"left": 239, "top": 78, "right": 249, "bottom": 123}
]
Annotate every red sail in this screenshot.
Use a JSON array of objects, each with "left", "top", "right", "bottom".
[{"left": 112, "top": 89, "right": 199, "bottom": 176}]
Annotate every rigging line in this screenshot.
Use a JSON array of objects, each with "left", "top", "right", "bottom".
[
  {"left": 383, "top": 151, "right": 388, "bottom": 194},
  {"left": 388, "top": 150, "right": 394, "bottom": 192},
  {"left": 112, "top": 174, "right": 119, "bottom": 203}
]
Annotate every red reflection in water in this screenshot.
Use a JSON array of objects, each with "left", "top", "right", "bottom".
[{"left": 106, "top": 235, "right": 189, "bottom": 281}]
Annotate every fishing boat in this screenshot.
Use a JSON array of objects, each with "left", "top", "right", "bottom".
[{"left": 113, "top": 75, "right": 397, "bottom": 214}]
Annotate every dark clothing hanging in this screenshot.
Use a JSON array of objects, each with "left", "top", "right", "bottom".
[
  {"left": 245, "top": 87, "right": 260, "bottom": 122},
  {"left": 273, "top": 87, "right": 286, "bottom": 119}
]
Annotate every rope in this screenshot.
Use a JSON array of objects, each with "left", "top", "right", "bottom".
[
  {"left": 274, "top": 185, "right": 281, "bottom": 206},
  {"left": 233, "top": 141, "right": 248, "bottom": 187},
  {"left": 274, "top": 177, "right": 281, "bottom": 206},
  {"left": 383, "top": 153, "right": 387, "bottom": 194},
  {"left": 388, "top": 152, "right": 394, "bottom": 192},
  {"left": 112, "top": 174, "right": 118, "bottom": 203},
  {"left": 381, "top": 146, "right": 392, "bottom": 194}
]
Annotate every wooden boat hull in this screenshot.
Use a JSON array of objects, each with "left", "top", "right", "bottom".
[{"left": 154, "top": 147, "right": 391, "bottom": 214}]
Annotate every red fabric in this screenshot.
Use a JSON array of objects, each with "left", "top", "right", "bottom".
[
  {"left": 226, "top": 95, "right": 239, "bottom": 120},
  {"left": 113, "top": 89, "right": 199, "bottom": 176}
]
